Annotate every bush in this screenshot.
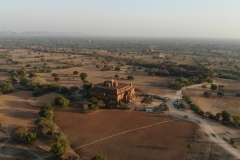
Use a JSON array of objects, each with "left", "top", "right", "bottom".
[
  {"left": 203, "top": 91, "right": 212, "bottom": 97},
  {"left": 54, "top": 96, "right": 69, "bottom": 107},
  {"left": 127, "top": 75, "right": 134, "bottom": 80},
  {"left": 236, "top": 93, "right": 240, "bottom": 97},
  {"left": 211, "top": 84, "right": 217, "bottom": 91},
  {"left": 20, "top": 76, "right": 29, "bottom": 85},
  {"left": 48, "top": 84, "right": 59, "bottom": 92},
  {"left": 51, "top": 73, "right": 58, "bottom": 77},
  {"left": 24, "top": 132, "right": 37, "bottom": 143},
  {"left": 54, "top": 77, "right": 60, "bottom": 81},
  {"left": 35, "top": 117, "right": 59, "bottom": 135},
  {"left": 11, "top": 126, "right": 28, "bottom": 142},
  {"left": 73, "top": 71, "right": 79, "bottom": 75},
  {"left": 92, "top": 155, "right": 107, "bottom": 160},
  {"left": 0, "top": 82, "right": 15, "bottom": 94},
  {"left": 190, "top": 104, "right": 204, "bottom": 116}
]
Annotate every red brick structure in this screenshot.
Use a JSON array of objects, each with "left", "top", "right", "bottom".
[{"left": 89, "top": 79, "right": 135, "bottom": 102}]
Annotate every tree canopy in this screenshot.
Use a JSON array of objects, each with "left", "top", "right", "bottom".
[
  {"left": 54, "top": 96, "right": 69, "bottom": 107},
  {"left": 0, "top": 82, "right": 15, "bottom": 94},
  {"left": 80, "top": 72, "right": 87, "bottom": 81}
]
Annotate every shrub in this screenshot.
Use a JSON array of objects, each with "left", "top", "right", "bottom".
[
  {"left": 92, "top": 155, "right": 107, "bottom": 160},
  {"left": 211, "top": 84, "right": 217, "bottom": 91},
  {"left": 127, "top": 75, "right": 134, "bottom": 80},
  {"left": 190, "top": 104, "right": 204, "bottom": 116},
  {"left": 0, "top": 82, "right": 15, "bottom": 94},
  {"left": 20, "top": 76, "right": 30, "bottom": 85},
  {"left": 203, "top": 91, "right": 212, "bottom": 97},
  {"left": 54, "top": 96, "right": 69, "bottom": 107},
  {"left": 54, "top": 77, "right": 60, "bottom": 81},
  {"left": 73, "top": 71, "right": 79, "bottom": 75},
  {"left": 48, "top": 84, "right": 59, "bottom": 92},
  {"left": 51, "top": 73, "right": 58, "bottom": 77},
  {"left": 35, "top": 117, "right": 59, "bottom": 135},
  {"left": 24, "top": 132, "right": 37, "bottom": 143}
]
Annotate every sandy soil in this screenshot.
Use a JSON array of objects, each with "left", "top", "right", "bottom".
[{"left": 0, "top": 91, "right": 50, "bottom": 159}]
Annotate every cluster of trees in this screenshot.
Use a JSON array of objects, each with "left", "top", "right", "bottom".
[
  {"left": 169, "top": 76, "right": 213, "bottom": 89},
  {"left": 34, "top": 101, "right": 70, "bottom": 158},
  {"left": 32, "top": 84, "right": 59, "bottom": 97}
]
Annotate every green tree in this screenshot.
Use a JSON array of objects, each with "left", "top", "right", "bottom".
[
  {"left": 211, "top": 84, "right": 217, "bottom": 91},
  {"left": 20, "top": 76, "right": 29, "bottom": 85},
  {"left": 48, "top": 84, "right": 59, "bottom": 92},
  {"left": 24, "top": 132, "right": 37, "bottom": 143},
  {"left": 73, "top": 71, "right": 79, "bottom": 75},
  {"left": 50, "top": 139, "right": 69, "bottom": 158},
  {"left": 51, "top": 73, "right": 58, "bottom": 77},
  {"left": 50, "top": 132, "right": 69, "bottom": 158},
  {"left": 221, "top": 111, "right": 231, "bottom": 123},
  {"left": 127, "top": 75, "right": 134, "bottom": 80},
  {"left": 203, "top": 91, "right": 212, "bottom": 97},
  {"left": 92, "top": 155, "right": 107, "bottom": 160},
  {"left": 0, "top": 82, "right": 15, "bottom": 94},
  {"left": 80, "top": 72, "right": 87, "bottom": 81},
  {"left": 54, "top": 96, "right": 69, "bottom": 107},
  {"left": 215, "top": 112, "right": 222, "bottom": 121}
]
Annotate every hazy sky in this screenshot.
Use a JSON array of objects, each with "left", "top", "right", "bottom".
[{"left": 1, "top": 0, "right": 240, "bottom": 38}]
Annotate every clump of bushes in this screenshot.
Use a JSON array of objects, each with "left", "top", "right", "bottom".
[{"left": 54, "top": 96, "right": 69, "bottom": 107}]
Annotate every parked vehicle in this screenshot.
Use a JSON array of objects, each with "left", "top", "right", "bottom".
[{"left": 184, "top": 115, "right": 190, "bottom": 118}]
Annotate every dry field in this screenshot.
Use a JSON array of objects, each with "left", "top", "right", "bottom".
[
  {"left": 53, "top": 109, "right": 196, "bottom": 160},
  {"left": 184, "top": 79, "right": 240, "bottom": 116}
]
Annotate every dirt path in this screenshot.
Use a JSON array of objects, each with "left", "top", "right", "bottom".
[{"left": 165, "top": 84, "right": 240, "bottom": 159}]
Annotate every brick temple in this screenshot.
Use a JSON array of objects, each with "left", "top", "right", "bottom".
[{"left": 89, "top": 79, "right": 135, "bottom": 102}]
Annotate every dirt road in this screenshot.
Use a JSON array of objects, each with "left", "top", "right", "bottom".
[{"left": 164, "top": 84, "right": 240, "bottom": 159}]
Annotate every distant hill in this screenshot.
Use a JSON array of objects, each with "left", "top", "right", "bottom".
[{"left": 0, "top": 31, "right": 89, "bottom": 37}]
